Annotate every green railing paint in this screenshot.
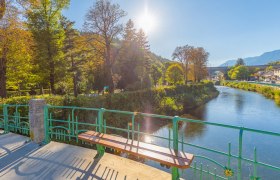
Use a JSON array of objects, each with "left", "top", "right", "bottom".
[
  {"left": 1, "top": 104, "right": 280, "bottom": 179},
  {"left": 0, "top": 104, "right": 29, "bottom": 136}
]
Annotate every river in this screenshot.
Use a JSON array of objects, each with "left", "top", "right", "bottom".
[{"left": 140, "top": 86, "right": 280, "bottom": 179}]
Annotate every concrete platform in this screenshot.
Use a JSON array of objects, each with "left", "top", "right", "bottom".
[{"left": 0, "top": 133, "right": 171, "bottom": 180}]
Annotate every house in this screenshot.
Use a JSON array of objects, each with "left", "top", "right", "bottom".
[
  {"left": 261, "top": 71, "right": 275, "bottom": 82},
  {"left": 274, "top": 68, "right": 280, "bottom": 78}
]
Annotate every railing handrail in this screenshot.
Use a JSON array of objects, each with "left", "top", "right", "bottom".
[{"left": 45, "top": 105, "right": 280, "bottom": 137}]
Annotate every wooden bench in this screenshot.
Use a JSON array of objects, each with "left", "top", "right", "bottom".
[{"left": 78, "top": 131, "right": 194, "bottom": 169}]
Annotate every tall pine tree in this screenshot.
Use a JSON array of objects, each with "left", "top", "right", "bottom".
[{"left": 26, "top": 0, "right": 70, "bottom": 94}]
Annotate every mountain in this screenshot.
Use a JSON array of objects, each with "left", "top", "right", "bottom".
[{"left": 220, "top": 50, "right": 280, "bottom": 67}]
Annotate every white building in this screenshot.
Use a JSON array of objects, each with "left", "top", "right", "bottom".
[{"left": 274, "top": 68, "right": 280, "bottom": 77}]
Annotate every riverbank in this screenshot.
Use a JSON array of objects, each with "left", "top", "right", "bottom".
[
  {"left": 221, "top": 81, "right": 280, "bottom": 105},
  {"left": 1, "top": 82, "right": 219, "bottom": 115}
]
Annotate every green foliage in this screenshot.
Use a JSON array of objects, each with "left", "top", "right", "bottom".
[
  {"left": 160, "top": 97, "right": 183, "bottom": 114},
  {"left": 268, "top": 60, "right": 280, "bottom": 66},
  {"left": 228, "top": 65, "right": 249, "bottom": 80},
  {"left": 165, "top": 63, "right": 184, "bottom": 85},
  {"left": 222, "top": 81, "right": 280, "bottom": 105},
  {"left": 26, "top": 0, "right": 70, "bottom": 93},
  {"left": 2, "top": 83, "right": 218, "bottom": 115},
  {"left": 150, "top": 64, "right": 163, "bottom": 86}
]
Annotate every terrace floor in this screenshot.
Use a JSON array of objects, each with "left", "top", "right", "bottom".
[{"left": 0, "top": 133, "right": 171, "bottom": 180}]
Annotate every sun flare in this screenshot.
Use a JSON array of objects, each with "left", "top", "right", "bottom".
[{"left": 137, "top": 9, "right": 157, "bottom": 34}]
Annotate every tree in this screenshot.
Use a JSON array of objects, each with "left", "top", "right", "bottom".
[
  {"left": 84, "top": 0, "right": 126, "bottom": 92},
  {"left": 150, "top": 65, "right": 163, "bottom": 86},
  {"left": 165, "top": 63, "right": 184, "bottom": 85},
  {"left": 189, "top": 47, "right": 209, "bottom": 82},
  {"left": 61, "top": 16, "right": 88, "bottom": 97},
  {"left": 26, "top": 0, "right": 70, "bottom": 94},
  {"left": 236, "top": 58, "right": 245, "bottom": 66},
  {"left": 135, "top": 28, "right": 152, "bottom": 88},
  {"left": 228, "top": 65, "right": 249, "bottom": 80},
  {"left": 265, "top": 65, "right": 273, "bottom": 72},
  {"left": 172, "top": 45, "right": 192, "bottom": 84},
  {"left": 0, "top": 1, "right": 34, "bottom": 97},
  {"left": 0, "top": 0, "right": 5, "bottom": 19},
  {"left": 117, "top": 19, "right": 138, "bottom": 89}
]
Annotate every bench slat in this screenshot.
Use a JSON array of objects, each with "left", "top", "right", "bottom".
[{"left": 78, "top": 131, "right": 194, "bottom": 169}]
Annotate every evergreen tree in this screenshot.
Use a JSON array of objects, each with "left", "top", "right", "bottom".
[
  {"left": 236, "top": 58, "right": 245, "bottom": 66},
  {"left": 26, "top": 0, "right": 70, "bottom": 94},
  {"left": 61, "top": 16, "right": 86, "bottom": 96},
  {"left": 117, "top": 19, "right": 138, "bottom": 89}
]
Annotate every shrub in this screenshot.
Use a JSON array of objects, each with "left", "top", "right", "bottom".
[{"left": 222, "top": 81, "right": 280, "bottom": 106}]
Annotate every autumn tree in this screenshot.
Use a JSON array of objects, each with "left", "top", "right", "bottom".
[
  {"left": 84, "top": 0, "right": 126, "bottom": 92},
  {"left": 0, "top": 0, "right": 5, "bottom": 19},
  {"left": 82, "top": 32, "right": 106, "bottom": 92},
  {"left": 189, "top": 47, "right": 209, "bottom": 82},
  {"left": 165, "top": 63, "right": 184, "bottom": 85},
  {"left": 0, "top": 1, "right": 34, "bottom": 97},
  {"left": 25, "top": 0, "right": 70, "bottom": 94},
  {"left": 172, "top": 45, "right": 192, "bottom": 84}
]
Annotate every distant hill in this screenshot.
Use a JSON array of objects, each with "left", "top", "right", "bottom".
[
  {"left": 220, "top": 50, "right": 280, "bottom": 67},
  {"left": 149, "top": 52, "right": 172, "bottom": 63}
]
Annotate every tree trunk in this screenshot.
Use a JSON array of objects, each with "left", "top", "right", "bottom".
[
  {"left": 73, "top": 74, "right": 78, "bottom": 97},
  {"left": 47, "top": 43, "right": 55, "bottom": 94},
  {"left": 185, "top": 63, "right": 188, "bottom": 84},
  {"left": 0, "top": 46, "right": 7, "bottom": 98},
  {"left": 105, "top": 41, "right": 114, "bottom": 93},
  {"left": 71, "top": 59, "right": 78, "bottom": 97}
]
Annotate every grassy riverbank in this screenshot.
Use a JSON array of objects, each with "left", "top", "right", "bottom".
[
  {"left": 221, "top": 81, "right": 280, "bottom": 105},
  {"left": 1, "top": 82, "right": 218, "bottom": 116}
]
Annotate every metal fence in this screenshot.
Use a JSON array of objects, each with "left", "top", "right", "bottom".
[
  {"left": 0, "top": 104, "right": 29, "bottom": 136},
  {"left": 1, "top": 104, "right": 280, "bottom": 179}
]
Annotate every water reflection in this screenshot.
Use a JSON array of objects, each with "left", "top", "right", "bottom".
[
  {"left": 143, "top": 86, "right": 280, "bottom": 179},
  {"left": 234, "top": 93, "right": 244, "bottom": 113},
  {"left": 180, "top": 114, "right": 206, "bottom": 139}
]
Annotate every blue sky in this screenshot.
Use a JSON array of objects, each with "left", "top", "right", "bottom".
[{"left": 63, "top": 0, "right": 280, "bottom": 66}]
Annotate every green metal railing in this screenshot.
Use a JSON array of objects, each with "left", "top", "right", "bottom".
[
  {"left": 43, "top": 105, "right": 280, "bottom": 180},
  {"left": 0, "top": 104, "right": 29, "bottom": 135},
  {"left": 1, "top": 104, "right": 280, "bottom": 179}
]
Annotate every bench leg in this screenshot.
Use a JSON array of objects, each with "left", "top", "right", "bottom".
[
  {"left": 96, "top": 144, "right": 105, "bottom": 158},
  {"left": 172, "top": 167, "right": 179, "bottom": 180}
]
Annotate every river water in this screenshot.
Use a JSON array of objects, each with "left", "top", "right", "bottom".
[{"left": 140, "top": 86, "right": 280, "bottom": 179}]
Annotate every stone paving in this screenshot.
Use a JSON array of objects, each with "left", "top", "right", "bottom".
[{"left": 0, "top": 133, "right": 171, "bottom": 180}]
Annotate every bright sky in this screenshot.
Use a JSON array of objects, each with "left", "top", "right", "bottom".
[{"left": 63, "top": 0, "right": 280, "bottom": 66}]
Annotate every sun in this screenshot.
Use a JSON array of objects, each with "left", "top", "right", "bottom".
[{"left": 137, "top": 9, "right": 157, "bottom": 34}]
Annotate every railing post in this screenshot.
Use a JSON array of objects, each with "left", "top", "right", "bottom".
[
  {"left": 96, "top": 108, "right": 105, "bottom": 157},
  {"left": 29, "top": 99, "right": 46, "bottom": 144},
  {"left": 98, "top": 108, "right": 105, "bottom": 133},
  {"left": 172, "top": 116, "right": 180, "bottom": 180},
  {"left": 44, "top": 105, "right": 50, "bottom": 144},
  {"left": 237, "top": 128, "right": 243, "bottom": 180},
  {"left": 3, "top": 104, "right": 8, "bottom": 133}
]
